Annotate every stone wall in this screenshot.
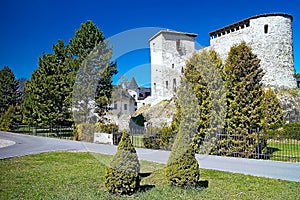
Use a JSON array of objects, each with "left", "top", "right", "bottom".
[{"left": 210, "top": 14, "right": 296, "bottom": 89}]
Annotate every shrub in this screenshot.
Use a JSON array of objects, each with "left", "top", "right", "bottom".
[
  {"left": 166, "top": 126, "right": 200, "bottom": 187},
  {"left": 104, "top": 131, "right": 140, "bottom": 195},
  {"left": 143, "top": 126, "right": 176, "bottom": 150},
  {"left": 74, "top": 123, "right": 95, "bottom": 142},
  {"left": 95, "top": 122, "right": 118, "bottom": 134}
]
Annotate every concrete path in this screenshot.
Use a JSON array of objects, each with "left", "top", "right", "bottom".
[{"left": 1, "top": 131, "right": 300, "bottom": 182}]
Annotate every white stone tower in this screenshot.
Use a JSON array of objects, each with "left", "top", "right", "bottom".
[
  {"left": 209, "top": 13, "right": 296, "bottom": 89},
  {"left": 149, "top": 30, "right": 197, "bottom": 100}
]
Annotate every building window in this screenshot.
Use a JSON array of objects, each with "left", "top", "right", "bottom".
[
  {"left": 173, "top": 78, "right": 177, "bottom": 92},
  {"left": 124, "top": 104, "right": 127, "bottom": 110},
  {"left": 172, "top": 63, "right": 174, "bottom": 68},
  {"left": 166, "top": 80, "right": 168, "bottom": 89},
  {"left": 264, "top": 24, "right": 268, "bottom": 34},
  {"left": 154, "top": 83, "right": 156, "bottom": 93},
  {"left": 114, "top": 103, "right": 117, "bottom": 109},
  {"left": 181, "top": 67, "right": 184, "bottom": 74}
]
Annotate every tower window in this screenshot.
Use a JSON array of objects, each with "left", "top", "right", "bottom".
[
  {"left": 264, "top": 24, "right": 268, "bottom": 34},
  {"left": 124, "top": 104, "right": 127, "bottom": 110},
  {"left": 154, "top": 83, "right": 156, "bottom": 92},
  {"left": 172, "top": 63, "right": 174, "bottom": 68},
  {"left": 166, "top": 81, "right": 168, "bottom": 89},
  {"left": 173, "top": 78, "right": 177, "bottom": 92},
  {"left": 181, "top": 67, "right": 184, "bottom": 74}
]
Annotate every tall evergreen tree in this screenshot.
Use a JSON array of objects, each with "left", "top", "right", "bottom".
[
  {"left": 23, "top": 40, "right": 74, "bottom": 126},
  {"left": 221, "top": 42, "right": 264, "bottom": 157},
  {"left": 261, "top": 87, "right": 283, "bottom": 130},
  {"left": 72, "top": 41, "right": 117, "bottom": 124},
  {"left": 0, "top": 66, "right": 20, "bottom": 117},
  {"left": 69, "top": 20, "right": 104, "bottom": 63},
  {"left": 23, "top": 20, "right": 115, "bottom": 126},
  {"left": 172, "top": 50, "right": 225, "bottom": 153}
]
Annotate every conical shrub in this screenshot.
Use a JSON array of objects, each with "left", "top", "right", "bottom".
[
  {"left": 166, "top": 78, "right": 200, "bottom": 187},
  {"left": 104, "top": 131, "right": 140, "bottom": 195}
]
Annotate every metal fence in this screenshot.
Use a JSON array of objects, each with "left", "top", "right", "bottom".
[
  {"left": 11, "top": 125, "right": 74, "bottom": 140},
  {"left": 136, "top": 128, "right": 300, "bottom": 163}
]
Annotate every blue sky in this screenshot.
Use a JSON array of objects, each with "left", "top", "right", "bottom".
[{"left": 1, "top": 0, "right": 300, "bottom": 86}]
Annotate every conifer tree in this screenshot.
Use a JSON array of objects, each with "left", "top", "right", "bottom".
[
  {"left": 0, "top": 66, "right": 20, "bottom": 117},
  {"left": 105, "top": 131, "right": 140, "bottom": 195},
  {"left": 166, "top": 78, "right": 200, "bottom": 187},
  {"left": 23, "top": 40, "right": 74, "bottom": 126},
  {"left": 221, "top": 42, "right": 264, "bottom": 157},
  {"left": 261, "top": 87, "right": 283, "bottom": 130},
  {"left": 23, "top": 21, "right": 116, "bottom": 127},
  {"left": 172, "top": 50, "right": 225, "bottom": 153}
]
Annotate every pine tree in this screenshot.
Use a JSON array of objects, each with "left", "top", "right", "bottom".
[
  {"left": 172, "top": 50, "right": 225, "bottom": 153},
  {"left": 105, "top": 131, "right": 140, "bottom": 195},
  {"left": 221, "top": 42, "right": 264, "bottom": 157},
  {"left": 261, "top": 87, "right": 283, "bottom": 130},
  {"left": 0, "top": 66, "right": 20, "bottom": 117},
  {"left": 0, "top": 106, "right": 13, "bottom": 131},
  {"left": 23, "top": 40, "right": 74, "bottom": 126},
  {"left": 69, "top": 20, "right": 104, "bottom": 63},
  {"left": 166, "top": 78, "right": 200, "bottom": 187},
  {"left": 72, "top": 40, "right": 117, "bottom": 124}
]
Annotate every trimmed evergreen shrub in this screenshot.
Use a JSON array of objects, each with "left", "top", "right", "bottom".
[
  {"left": 105, "top": 131, "right": 140, "bottom": 195},
  {"left": 166, "top": 78, "right": 200, "bottom": 187}
]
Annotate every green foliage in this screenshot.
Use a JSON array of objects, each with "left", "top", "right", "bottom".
[
  {"left": 295, "top": 73, "right": 300, "bottom": 78},
  {"left": 172, "top": 49, "right": 225, "bottom": 153},
  {"left": 261, "top": 87, "right": 283, "bottom": 130},
  {"left": 68, "top": 20, "right": 104, "bottom": 62},
  {"left": 0, "top": 106, "right": 13, "bottom": 131},
  {"left": 95, "top": 122, "right": 118, "bottom": 134},
  {"left": 219, "top": 42, "right": 265, "bottom": 157},
  {"left": 0, "top": 66, "right": 20, "bottom": 119},
  {"left": 105, "top": 131, "right": 140, "bottom": 195},
  {"left": 143, "top": 125, "right": 175, "bottom": 150},
  {"left": 22, "top": 40, "right": 75, "bottom": 126},
  {"left": 267, "top": 122, "right": 300, "bottom": 140},
  {"left": 23, "top": 20, "right": 116, "bottom": 126},
  {"left": 72, "top": 37, "right": 117, "bottom": 124},
  {"left": 74, "top": 123, "right": 95, "bottom": 142},
  {"left": 166, "top": 79, "right": 200, "bottom": 187}
]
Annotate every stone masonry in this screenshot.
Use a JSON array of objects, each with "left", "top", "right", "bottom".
[{"left": 149, "top": 13, "right": 297, "bottom": 101}]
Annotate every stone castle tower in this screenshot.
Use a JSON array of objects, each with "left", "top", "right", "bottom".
[
  {"left": 149, "top": 30, "right": 197, "bottom": 99},
  {"left": 149, "top": 13, "right": 297, "bottom": 101},
  {"left": 209, "top": 13, "right": 296, "bottom": 89}
]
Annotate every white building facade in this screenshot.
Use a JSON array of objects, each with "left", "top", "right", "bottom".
[{"left": 149, "top": 13, "right": 297, "bottom": 101}]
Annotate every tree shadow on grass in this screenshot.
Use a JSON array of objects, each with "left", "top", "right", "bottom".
[
  {"left": 138, "top": 172, "right": 156, "bottom": 193},
  {"left": 197, "top": 180, "right": 209, "bottom": 188}
]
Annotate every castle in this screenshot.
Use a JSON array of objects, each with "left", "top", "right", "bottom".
[{"left": 149, "top": 13, "right": 297, "bottom": 101}]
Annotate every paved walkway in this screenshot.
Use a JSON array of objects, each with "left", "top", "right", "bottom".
[{"left": 1, "top": 131, "right": 300, "bottom": 182}]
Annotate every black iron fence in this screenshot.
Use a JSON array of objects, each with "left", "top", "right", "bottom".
[
  {"left": 11, "top": 124, "right": 74, "bottom": 140},
  {"left": 138, "top": 128, "right": 300, "bottom": 163}
]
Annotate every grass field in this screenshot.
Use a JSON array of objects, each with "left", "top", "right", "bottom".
[
  {"left": 268, "top": 139, "right": 300, "bottom": 162},
  {"left": 0, "top": 152, "right": 299, "bottom": 199}
]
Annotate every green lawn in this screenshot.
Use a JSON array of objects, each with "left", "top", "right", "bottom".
[
  {"left": 0, "top": 152, "right": 299, "bottom": 199},
  {"left": 268, "top": 139, "right": 300, "bottom": 162}
]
